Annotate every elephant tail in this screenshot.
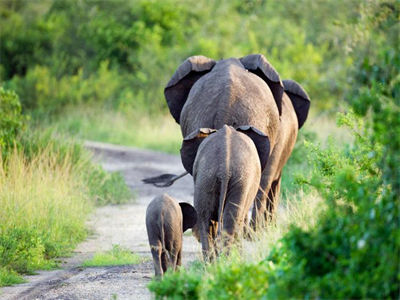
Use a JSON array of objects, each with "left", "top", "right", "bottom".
[{"left": 217, "top": 176, "right": 229, "bottom": 237}]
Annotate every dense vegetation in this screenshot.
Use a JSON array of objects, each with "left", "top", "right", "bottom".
[
  {"left": 1, "top": 0, "right": 360, "bottom": 128},
  {"left": 1, "top": 0, "right": 398, "bottom": 297}
]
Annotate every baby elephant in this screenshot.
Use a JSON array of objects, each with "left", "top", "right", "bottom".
[
  {"left": 146, "top": 194, "right": 197, "bottom": 276},
  {"left": 181, "top": 125, "right": 270, "bottom": 259}
]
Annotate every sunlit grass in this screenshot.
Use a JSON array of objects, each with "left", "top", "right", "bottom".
[
  {"left": 0, "top": 148, "right": 93, "bottom": 284},
  {"left": 305, "top": 114, "right": 353, "bottom": 146},
  {"left": 44, "top": 105, "right": 182, "bottom": 154},
  {"left": 82, "top": 245, "right": 146, "bottom": 267}
]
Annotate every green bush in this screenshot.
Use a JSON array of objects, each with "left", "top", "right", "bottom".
[
  {"left": 148, "top": 264, "right": 203, "bottom": 300},
  {"left": 0, "top": 227, "right": 52, "bottom": 274},
  {"left": 0, "top": 87, "right": 25, "bottom": 157},
  {"left": 262, "top": 2, "right": 400, "bottom": 298},
  {"left": 0, "top": 266, "right": 25, "bottom": 286}
]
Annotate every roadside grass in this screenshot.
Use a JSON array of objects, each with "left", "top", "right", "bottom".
[
  {"left": 19, "top": 129, "right": 132, "bottom": 206},
  {"left": 0, "top": 130, "right": 132, "bottom": 287},
  {"left": 0, "top": 267, "right": 25, "bottom": 286},
  {"left": 82, "top": 245, "right": 146, "bottom": 267},
  {"left": 38, "top": 105, "right": 182, "bottom": 154},
  {"left": 0, "top": 147, "right": 91, "bottom": 286}
]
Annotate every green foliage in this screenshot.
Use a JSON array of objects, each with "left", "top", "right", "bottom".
[
  {"left": 0, "top": 0, "right": 365, "bottom": 116},
  {"left": 82, "top": 245, "right": 144, "bottom": 267},
  {"left": 0, "top": 266, "right": 25, "bottom": 287},
  {"left": 261, "top": 2, "right": 400, "bottom": 298},
  {"left": 280, "top": 129, "right": 317, "bottom": 199},
  {"left": 0, "top": 227, "right": 54, "bottom": 274},
  {"left": 0, "top": 87, "right": 25, "bottom": 157},
  {"left": 201, "top": 259, "right": 270, "bottom": 299},
  {"left": 148, "top": 264, "right": 203, "bottom": 300}
]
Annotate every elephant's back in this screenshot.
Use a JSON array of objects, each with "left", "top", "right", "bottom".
[
  {"left": 146, "top": 194, "right": 182, "bottom": 241},
  {"left": 180, "top": 64, "right": 280, "bottom": 143},
  {"left": 194, "top": 127, "right": 261, "bottom": 182}
]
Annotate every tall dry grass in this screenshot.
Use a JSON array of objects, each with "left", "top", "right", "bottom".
[{"left": 0, "top": 147, "right": 93, "bottom": 282}]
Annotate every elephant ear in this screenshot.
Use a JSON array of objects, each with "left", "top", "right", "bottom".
[
  {"left": 240, "top": 54, "right": 283, "bottom": 116},
  {"left": 236, "top": 125, "right": 270, "bottom": 171},
  {"left": 180, "top": 128, "right": 217, "bottom": 175},
  {"left": 179, "top": 202, "right": 197, "bottom": 232},
  {"left": 283, "top": 79, "right": 311, "bottom": 129},
  {"left": 165, "top": 56, "right": 216, "bottom": 124}
]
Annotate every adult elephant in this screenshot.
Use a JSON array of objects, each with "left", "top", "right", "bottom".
[{"left": 164, "top": 54, "right": 310, "bottom": 228}]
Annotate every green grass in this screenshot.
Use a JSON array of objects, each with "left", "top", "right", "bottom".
[
  {"left": 0, "top": 267, "right": 25, "bottom": 287},
  {"left": 82, "top": 245, "right": 146, "bottom": 267},
  {"left": 41, "top": 105, "right": 182, "bottom": 154},
  {"left": 19, "top": 129, "right": 133, "bottom": 206}
]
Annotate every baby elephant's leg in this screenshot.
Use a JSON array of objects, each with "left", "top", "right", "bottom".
[
  {"left": 176, "top": 249, "right": 182, "bottom": 267},
  {"left": 169, "top": 249, "right": 180, "bottom": 271},
  {"left": 161, "top": 251, "right": 168, "bottom": 274},
  {"left": 150, "top": 243, "right": 163, "bottom": 277}
]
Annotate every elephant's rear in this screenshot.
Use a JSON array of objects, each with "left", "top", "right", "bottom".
[
  {"left": 192, "top": 126, "right": 261, "bottom": 241},
  {"left": 180, "top": 61, "right": 280, "bottom": 144},
  {"left": 145, "top": 194, "right": 183, "bottom": 276}
]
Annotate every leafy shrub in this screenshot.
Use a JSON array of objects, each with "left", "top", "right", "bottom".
[
  {"left": 262, "top": 2, "right": 400, "bottom": 298},
  {"left": 0, "top": 227, "right": 52, "bottom": 274},
  {"left": 0, "top": 87, "right": 25, "bottom": 157},
  {"left": 148, "top": 264, "right": 203, "bottom": 300},
  {"left": 0, "top": 266, "right": 25, "bottom": 287}
]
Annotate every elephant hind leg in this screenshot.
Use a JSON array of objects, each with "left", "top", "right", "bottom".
[
  {"left": 250, "top": 187, "right": 268, "bottom": 230},
  {"left": 150, "top": 243, "right": 163, "bottom": 277},
  {"left": 199, "top": 220, "right": 216, "bottom": 262},
  {"left": 169, "top": 243, "right": 181, "bottom": 271},
  {"left": 161, "top": 250, "right": 168, "bottom": 274},
  {"left": 265, "top": 175, "right": 282, "bottom": 223},
  {"left": 176, "top": 250, "right": 182, "bottom": 268}
]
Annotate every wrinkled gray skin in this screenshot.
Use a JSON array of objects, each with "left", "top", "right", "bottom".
[
  {"left": 180, "top": 58, "right": 280, "bottom": 146},
  {"left": 254, "top": 92, "right": 297, "bottom": 224},
  {"left": 165, "top": 54, "right": 310, "bottom": 228},
  {"left": 191, "top": 125, "right": 262, "bottom": 259},
  {"left": 145, "top": 194, "right": 197, "bottom": 276}
]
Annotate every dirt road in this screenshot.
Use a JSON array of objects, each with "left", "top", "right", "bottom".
[{"left": 1, "top": 141, "right": 200, "bottom": 300}]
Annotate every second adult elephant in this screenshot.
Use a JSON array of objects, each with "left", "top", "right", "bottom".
[{"left": 164, "top": 54, "right": 311, "bottom": 228}]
